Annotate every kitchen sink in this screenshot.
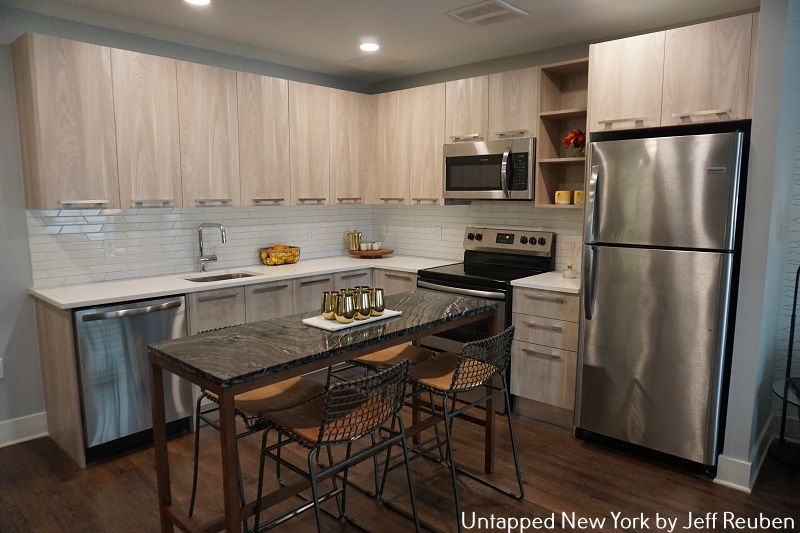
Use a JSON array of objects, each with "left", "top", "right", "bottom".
[{"left": 184, "top": 272, "right": 259, "bottom": 283}]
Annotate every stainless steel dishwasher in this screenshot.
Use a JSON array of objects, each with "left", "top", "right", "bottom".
[{"left": 74, "top": 296, "right": 192, "bottom": 461}]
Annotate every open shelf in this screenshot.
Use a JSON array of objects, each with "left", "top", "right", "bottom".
[
  {"left": 539, "top": 157, "right": 585, "bottom": 164},
  {"left": 539, "top": 108, "right": 587, "bottom": 120}
]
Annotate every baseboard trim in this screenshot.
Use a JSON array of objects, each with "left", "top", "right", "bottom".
[
  {"left": 0, "top": 412, "right": 48, "bottom": 448},
  {"left": 715, "top": 411, "right": 777, "bottom": 493}
]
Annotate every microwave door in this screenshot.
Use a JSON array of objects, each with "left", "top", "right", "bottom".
[{"left": 444, "top": 152, "right": 506, "bottom": 200}]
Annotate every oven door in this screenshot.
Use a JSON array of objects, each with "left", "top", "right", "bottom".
[{"left": 443, "top": 138, "right": 534, "bottom": 201}]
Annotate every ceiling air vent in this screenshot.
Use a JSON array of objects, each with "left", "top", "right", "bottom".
[{"left": 448, "top": 0, "right": 530, "bottom": 26}]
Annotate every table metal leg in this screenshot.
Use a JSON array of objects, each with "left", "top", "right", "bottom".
[
  {"left": 149, "top": 361, "right": 174, "bottom": 533},
  {"left": 218, "top": 390, "right": 244, "bottom": 532}
]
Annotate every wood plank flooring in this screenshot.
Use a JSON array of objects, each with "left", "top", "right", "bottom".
[{"left": 0, "top": 412, "right": 797, "bottom": 532}]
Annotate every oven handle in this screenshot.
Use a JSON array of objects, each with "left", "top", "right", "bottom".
[{"left": 417, "top": 280, "right": 507, "bottom": 301}]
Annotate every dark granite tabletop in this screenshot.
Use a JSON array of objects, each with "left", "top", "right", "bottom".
[{"left": 149, "top": 291, "right": 498, "bottom": 387}]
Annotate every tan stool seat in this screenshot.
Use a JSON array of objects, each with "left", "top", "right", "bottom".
[
  {"left": 410, "top": 353, "right": 498, "bottom": 392},
  {"left": 204, "top": 377, "right": 325, "bottom": 416},
  {"left": 355, "top": 343, "right": 433, "bottom": 369}
]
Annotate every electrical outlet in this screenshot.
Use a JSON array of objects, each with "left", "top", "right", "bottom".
[
  {"left": 103, "top": 240, "right": 115, "bottom": 257},
  {"left": 306, "top": 228, "right": 314, "bottom": 241},
  {"left": 0, "top": 357, "right": 4, "bottom": 380}
]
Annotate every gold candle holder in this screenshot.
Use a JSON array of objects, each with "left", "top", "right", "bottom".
[
  {"left": 321, "top": 291, "right": 337, "bottom": 320},
  {"left": 355, "top": 289, "right": 372, "bottom": 320},
  {"left": 370, "top": 288, "right": 385, "bottom": 316},
  {"left": 335, "top": 290, "right": 356, "bottom": 324}
]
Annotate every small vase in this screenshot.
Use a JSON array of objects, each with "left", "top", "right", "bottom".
[{"left": 567, "top": 145, "right": 585, "bottom": 158}]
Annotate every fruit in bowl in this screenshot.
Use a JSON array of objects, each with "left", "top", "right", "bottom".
[{"left": 259, "top": 245, "right": 300, "bottom": 266}]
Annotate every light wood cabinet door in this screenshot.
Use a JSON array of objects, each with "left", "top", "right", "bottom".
[
  {"left": 488, "top": 67, "right": 538, "bottom": 139},
  {"left": 111, "top": 50, "right": 181, "bottom": 209},
  {"left": 187, "top": 287, "right": 246, "bottom": 334},
  {"left": 237, "top": 72, "right": 291, "bottom": 206},
  {"left": 661, "top": 14, "right": 753, "bottom": 126},
  {"left": 511, "top": 341, "right": 576, "bottom": 410},
  {"left": 377, "top": 90, "right": 410, "bottom": 204},
  {"left": 588, "top": 32, "right": 665, "bottom": 131},
  {"left": 373, "top": 269, "right": 417, "bottom": 296},
  {"left": 292, "top": 274, "right": 334, "bottom": 313},
  {"left": 245, "top": 281, "right": 294, "bottom": 322},
  {"left": 289, "top": 81, "right": 330, "bottom": 205},
  {"left": 177, "top": 61, "right": 240, "bottom": 207},
  {"left": 747, "top": 13, "right": 758, "bottom": 119},
  {"left": 512, "top": 288, "right": 579, "bottom": 322},
  {"left": 333, "top": 269, "right": 373, "bottom": 290},
  {"left": 445, "top": 75, "right": 488, "bottom": 142},
  {"left": 409, "top": 84, "right": 445, "bottom": 205},
  {"left": 12, "top": 33, "right": 120, "bottom": 210},
  {"left": 513, "top": 313, "right": 578, "bottom": 352},
  {"left": 330, "top": 90, "right": 372, "bottom": 204}
]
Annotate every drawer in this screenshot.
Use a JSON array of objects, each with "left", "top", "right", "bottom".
[
  {"left": 510, "top": 341, "right": 577, "bottom": 410},
  {"left": 187, "top": 287, "right": 246, "bottom": 334},
  {"left": 513, "top": 288, "right": 579, "bottom": 322},
  {"left": 333, "top": 269, "right": 373, "bottom": 289},
  {"left": 292, "top": 274, "right": 334, "bottom": 313},
  {"left": 512, "top": 313, "right": 578, "bottom": 351},
  {"left": 245, "top": 280, "right": 294, "bottom": 322}
]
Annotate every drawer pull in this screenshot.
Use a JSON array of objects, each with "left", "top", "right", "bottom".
[
  {"left": 524, "top": 294, "right": 566, "bottom": 304},
  {"left": 495, "top": 130, "right": 527, "bottom": 138},
  {"left": 252, "top": 284, "right": 289, "bottom": 294},
  {"left": 196, "top": 198, "right": 232, "bottom": 207},
  {"left": 340, "top": 272, "right": 369, "bottom": 279},
  {"left": 525, "top": 321, "right": 563, "bottom": 332},
  {"left": 60, "top": 199, "right": 109, "bottom": 208},
  {"left": 520, "top": 348, "right": 562, "bottom": 361},
  {"left": 672, "top": 108, "right": 731, "bottom": 119},
  {"left": 450, "top": 133, "right": 482, "bottom": 142},
  {"left": 300, "top": 277, "right": 331, "bottom": 285},
  {"left": 252, "top": 198, "right": 285, "bottom": 205},
  {"left": 198, "top": 292, "right": 239, "bottom": 302},
  {"left": 337, "top": 197, "right": 363, "bottom": 202},
  {"left": 597, "top": 117, "right": 646, "bottom": 125},
  {"left": 132, "top": 198, "right": 173, "bottom": 208},
  {"left": 379, "top": 197, "right": 405, "bottom": 202},
  {"left": 298, "top": 197, "right": 326, "bottom": 203}
]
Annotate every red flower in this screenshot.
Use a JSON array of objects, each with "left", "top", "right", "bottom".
[{"left": 562, "top": 129, "right": 586, "bottom": 149}]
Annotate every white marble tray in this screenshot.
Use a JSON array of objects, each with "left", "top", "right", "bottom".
[{"left": 302, "top": 309, "right": 402, "bottom": 331}]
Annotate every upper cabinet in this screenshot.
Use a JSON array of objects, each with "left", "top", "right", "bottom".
[
  {"left": 661, "top": 14, "right": 753, "bottom": 126},
  {"left": 488, "top": 67, "right": 539, "bottom": 139},
  {"left": 588, "top": 32, "right": 666, "bottom": 131},
  {"left": 409, "top": 83, "right": 445, "bottom": 205},
  {"left": 12, "top": 34, "right": 120, "bottom": 210},
  {"left": 377, "top": 90, "right": 411, "bottom": 204},
  {"left": 111, "top": 50, "right": 182, "bottom": 209},
  {"left": 289, "top": 82, "right": 330, "bottom": 205},
  {"left": 237, "top": 72, "right": 291, "bottom": 206},
  {"left": 177, "top": 61, "right": 240, "bottom": 207},
  {"left": 445, "top": 75, "right": 488, "bottom": 142},
  {"left": 330, "top": 89, "right": 374, "bottom": 204}
]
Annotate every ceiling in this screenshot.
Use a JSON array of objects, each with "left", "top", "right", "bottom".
[{"left": 3, "top": 0, "right": 759, "bottom": 84}]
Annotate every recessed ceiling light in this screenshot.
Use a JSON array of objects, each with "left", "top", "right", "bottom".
[
  {"left": 359, "top": 42, "right": 380, "bottom": 53},
  {"left": 184, "top": 0, "right": 210, "bottom": 6}
]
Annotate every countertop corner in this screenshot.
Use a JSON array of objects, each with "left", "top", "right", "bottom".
[{"left": 511, "top": 271, "right": 581, "bottom": 294}]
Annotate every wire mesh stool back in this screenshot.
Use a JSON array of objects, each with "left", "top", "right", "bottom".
[
  {"left": 449, "top": 326, "right": 514, "bottom": 393},
  {"left": 316, "top": 359, "right": 410, "bottom": 446}
]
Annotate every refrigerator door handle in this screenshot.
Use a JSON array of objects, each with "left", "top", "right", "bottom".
[
  {"left": 585, "top": 154, "right": 600, "bottom": 244},
  {"left": 583, "top": 245, "right": 597, "bottom": 320}
]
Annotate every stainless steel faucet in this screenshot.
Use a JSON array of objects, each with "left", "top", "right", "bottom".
[{"left": 198, "top": 223, "right": 227, "bottom": 272}]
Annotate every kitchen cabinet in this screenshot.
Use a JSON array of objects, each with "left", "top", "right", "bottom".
[
  {"left": 588, "top": 32, "right": 665, "bottom": 131},
  {"left": 409, "top": 84, "right": 445, "bottom": 205},
  {"left": 292, "top": 274, "right": 334, "bottom": 313},
  {"left": 488, "top": 67, "right": 538, "bottom": 139},
  {"left": 511, "top": 342, "right": 577, "bottom": 411},
  {"left": 237, "top": 72, "right": 291, "bottom": 206},
  {"left": 661, "top": 14, "right": 753, "bottom": 125},
  {"left": 445, "top": 75, "right": 489, "bottom": 142},
  {"left": 12, "top": 33, "right": 120, "bottom": 210},
  {"left": 111, "top": 50, "right": 182, "bottom": 209},
  {"left": 373, "top": 269, "right": 417, "bottom": 296},
  {"left": 177, "top": 61, "right": 240, "bottom": 207},
  {"left": 376, "top": 90, "right": 410, "bottom": 204},
  {"left": 187, "top": 287, "right": 246, "bottom": 334},
  {"left": 747, "top": 13, "right": 759, "bottom": 119},
  {"left": 330, "top": 89, "right": 374, "bottom": 204},
  {"left": 333, "top": 269, "right": 373, "bottom": 290},
  {"left": 289, "top": 81, "right": 330, "bottom": 205},
  {"left": 245, "top": 281, "right": 294, "bottom": 322}
]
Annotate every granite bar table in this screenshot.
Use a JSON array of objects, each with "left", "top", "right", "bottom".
[{"left": 147, "top": 291, "right": 500, "bottom": 532}]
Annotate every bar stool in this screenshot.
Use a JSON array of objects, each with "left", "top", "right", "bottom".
[
  {"left": 254, "top": 360, "right": 420, "bottom": 533},
  {"left": 408, "top": 326, "right": 523, "bottom": 533}
]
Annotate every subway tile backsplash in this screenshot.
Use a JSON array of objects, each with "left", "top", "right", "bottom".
[{"left": 27, "top": 203, "right": 583, "bottom": 288}]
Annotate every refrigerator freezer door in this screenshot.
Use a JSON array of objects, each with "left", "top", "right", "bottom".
[
  {"left": 577, "top": 246, "right": 733, "bottom": 465},
  {"left": 585, "top": 132, "right": 743, "bottom": 250}
]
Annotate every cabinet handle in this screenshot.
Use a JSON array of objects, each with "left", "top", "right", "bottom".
[
  {"left": 411, "top": 197, "right": 439, "bottom": 202},
  {"left": 520, "top": 347, "right": 562, "bottom": 361},
  {"left": 132, "top": 198, "right": 174, "bottom": 208},
  {"left": 450, "top": 133, "right": 482, "bottom": 142},
  {"left": 385, "top": 273, "right": 412, "bottom": 281},
  {"left": 252, "top": 198, "right": 285, "bottom": 205},
  {"left": 337, "top": 197, "right": 363, "bottom": 202},
  {"left": 671, "top": 108, "right": 731, "bottom": 119},
  {"left": 340, "top": 272, "right": 368, "bottom": 279},
  {"left": 495, "top": 130, "right": 527, "bottom": 138},
  {"left": 597, "top": 117, "right": 646, "bottom": 125},
  {"left": 525, "top": 321, "right": 563, "bottom": 332},
  {"left": 198, "top": 291, "right": 240, "bottom": 302},
  {"left": 252, "top": 284, "right": 290, "bottom": 294},
  {"left": 196, "top": 198, "right": 232, "bottom": 207},
  {"left": 298, "top": 198, "right": 326, "bottom": 204},
  {"left": 379, "top": 197, "right": 405, "bottom": 203},
  {"left": 523, "top": 294, "right": 566, "bottom": 304},
  {"left": 60, "top": 200, "right": 109, "bottom": 208},
  {"left": 299, "top": 277, "right": 332, "bottom": 285}
]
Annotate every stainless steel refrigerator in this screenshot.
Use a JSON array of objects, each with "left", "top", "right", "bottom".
[{"left": 576, "top": 129, "right": 746, "bottom": 466}]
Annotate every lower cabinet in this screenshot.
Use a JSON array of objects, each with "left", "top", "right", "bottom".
[
  {"left": 292, "top": 274, "right": 335, "bottom": 313},
  {"left": 245, "top": 280, "right": 294, "bottom": 322},
  {"left": 187, "top": 287, "right": 246, "bottom": 334},
  {"left": 373, "top": 269, "right": 417, "bottom": 296},
  {"left": 511, "top": 342, "right": 577, "bottom": 410},
  {"left": 333, "top": 269, "right": 373, "bottom": 290}
]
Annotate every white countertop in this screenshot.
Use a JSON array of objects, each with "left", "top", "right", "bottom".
[
  {"left": 29, "top": 255, "right": 457, "bottom": 309},
  {"left": 511, "top": 271, "right": 581, "bottom": 294}
]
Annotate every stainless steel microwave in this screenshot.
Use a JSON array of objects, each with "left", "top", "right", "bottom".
[{"left": 443, "top": 137, "right": 535, "bottom": 200}]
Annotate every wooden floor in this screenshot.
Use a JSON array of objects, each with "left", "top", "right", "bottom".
[{"left": 1, "top": 412, "right": 798, "bottom": 533}]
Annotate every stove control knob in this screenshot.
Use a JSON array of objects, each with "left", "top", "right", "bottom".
[
  {"left": 467, "top": 232, "right": 475, "bottom": 240},
  {"left": 475, "top": 233, "right": 483, "bottom": 241},
  {"left": 528, "top": 236, "right": 536, "bottom": 244},
  {"left": 538, "top": 237, "right": 547, "bottom": 246},
  {"left": 520, "top": 236, "right": 528, "bottom": 244}
]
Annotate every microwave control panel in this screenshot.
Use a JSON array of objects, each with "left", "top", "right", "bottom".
[{"left": 510, "top": 153, "right": 529, "bottom": 190}]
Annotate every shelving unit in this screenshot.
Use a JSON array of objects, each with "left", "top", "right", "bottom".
[{"left": 535, "top": 58, "right": 589, "bottom": 207}]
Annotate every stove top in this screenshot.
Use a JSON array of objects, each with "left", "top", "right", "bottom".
[{"left": 419, "top": 262, "right": 550, "bottom": 290}]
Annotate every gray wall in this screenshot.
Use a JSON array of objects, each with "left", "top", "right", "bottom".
[{"left": 0, "top": 45, "right": 43, "bottom": 422}]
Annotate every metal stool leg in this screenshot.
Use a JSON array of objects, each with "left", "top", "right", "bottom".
[
  {"left": 442, "top": 394, "right": 463, "bottom": 533},
  {"left": 307, "top": 448, "right": 324, "bottom": 533},
  {"left": 502, "top": 375, "right": 524, "bottom": 498},
  {"left": 398, "top": 416, "right": 421, "bottom": 533},
  {"left": 254, "top": 429, "right": 270, "bottom": 532},
  {"left": 370, "top": 431, "right": 381, "bottom": 495},
  {"left": 188, "top": 394, "right": 204, "bottom": 517},
  {"left": 325, "top": 444, "right": 344, "bottom": 518},
  {"left": 429, "top": 390, "right": 445, "bottom": 462},
  {"left": 340, "top": 442, "right": 353, "bottom": 519}
]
